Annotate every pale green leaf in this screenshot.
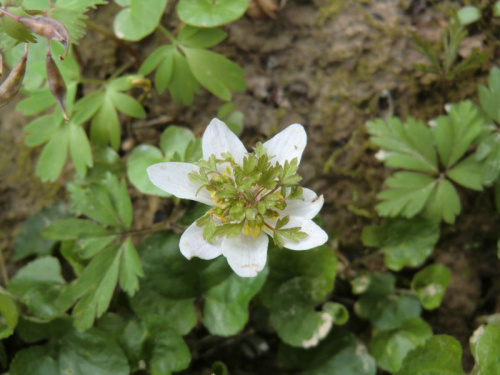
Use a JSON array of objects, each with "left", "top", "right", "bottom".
[
  {"left": 118, "top": 237, "right": 144, "bottom": 296},
  {"left": 446, "top": 154, "right": 483, "bottom": 190},
  {"left": 177, "top": 25, "right": 227, "bottom": 48},
  {"left": 24, "top": 114, "right": 60, "bottom": 147},
  {"left": 90, "top": 96, "right": 121, "bottom": 150},
  {"left": 69, "top": 122, "right": 94, "bottom": 178},
  {"left": 470, "top": 324, "right": 500, "bottom": 375},
  {"left": 396, "top": 335, "right": 464, "bottom": 375},
  {"left": 457, "top": 6, "right": 482, "bottom": 25},
  {"left": 126, "top": 145, "right": 169, "bottom": 196},
  {"left": 170, "top": 49, "right": 200, "bottom": 104},
  {"left": 0, "top": 287, "right": 18, "bottom": 339},
  {"left": 160, "top": 125, "right": 196, "bottom": 159},
  {"left": 109, "top": 91, "right": 146, "bottom": 118},
  {"left": 411, "top": 263, "right": 451, "bottom": 310},
  {"left": 421, "top": 178, "right": 461, "bottom": 224},
  {"left": 113, "top": 0, "right": 168, "bottom": 41},
  {"left": 475, "top": 132, "right": 500, "bottom": 185},
  {"left": 37, "top": 125, "right": 70, "bottom": 182},
  {"left": 43, "top": 218, "right": 113, "bottom": 240},
  {"left": 176, "top": 0, "right": 248, "bottom": 27}
]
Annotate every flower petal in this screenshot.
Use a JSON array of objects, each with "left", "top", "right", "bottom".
[
  {"left": 180, "top": 221, "right": 223, "bottom": 260},
  {"left": 281, "top": 216, "right": 328, "bottom": 250},
  {"left": 263, "top": 124, "right": 307, "bottom": 165},
  {"left": 222, "top": 233, "right": 268, "bottom": 277},
  {"left": 202, "top": 118, "right": 247, "bottom": 165},
  {"left": 282, "top": 188, "right": 324, "bottom": 220},
  {"left": 147, "top": 162, "right": 214, "bottom": 205}
]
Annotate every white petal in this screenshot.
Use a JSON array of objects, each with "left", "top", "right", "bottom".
[
  {"left": 147, "top": 162, "right": 214, "bottom": 206},
  {"left": 222, "top": 233, "right": 268, "bottom": 277},
  {"left": 263, "top": 124, "right": 307, "bottom": 165},
  {"left": 202, "top": 118, "right": 247, "bottom": 165},
  {"left": 282, "top": 188, "right": 324, "bottom": 220},
  {"left": 281, "top": 216, "right": 328, "bottom": 250},
  {"left": 180, "top": 221, "right": 223, "bottom": 260}
]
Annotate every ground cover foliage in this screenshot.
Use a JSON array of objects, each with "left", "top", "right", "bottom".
[{"left": 1, "top": 0, "right": 500, "bottom": 374}]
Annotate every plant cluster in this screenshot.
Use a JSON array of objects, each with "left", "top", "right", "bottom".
[{"left": 1, "top": 1, "right": 500, "bottom": 375}]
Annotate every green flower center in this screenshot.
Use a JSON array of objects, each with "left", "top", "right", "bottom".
[{"left": 188, "top": 144, "right": 308, "bottom": 247}]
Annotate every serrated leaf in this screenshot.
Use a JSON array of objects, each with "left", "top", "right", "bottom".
[
  {"left": 118, "top": 237, "right": 144, "bottom": 296},
  {"left": 376, "top": 172, "right": 436, "bottom": 218},
  {"left": 278, "top": 330, "right": 376, "bottom": 375},
  {"left": 204, "top": 267, "right": 268, "bottom": 336},
  {"left": 396, "top": 335, "right": 464, "bottom": 375},
  {"left": 177, "top": 25, "right": 227, "bottom": 48},
  {"left": 470, "top": 324, "right": 500, "bottom": 375},
  {"left": 101, "top": 173, "right": 133, "bottom": 229},
  {"left": 16, "top": 315, "right": 73, "bottom": 343},
  {"left": 434, "top": 100, "right": 484, "bottom": 168},
  {"left": 363, "top": 218, "right": 440, "bottom": 271},
  {"left": 113, "top": 0, "right": 167, "bottom": 41},
  {"left": 8, "top": 256, "right": 67, "bottom": 319},
  {"left": 184, "top": 47, "right": 246, "bottom": 101},
  {"left": 411, "top": 263, "right": 451, "bottom": 310},
  {"left": 370, "top": 318, "right": 433, "bottom": 373},
  {"left": 367, "top": 116, "right": 438, "bottom": 173},
  {"left": 446, "top": 154, "right": 483, "bottom": 190},
  {"left": 49, "top": 0, "right": 108, "bottom": 43},
  {"left": 14, "top": 201, "right": 69, "bottom": 260},
  {"left": 0, "top": 287, "right": 18, "bottom": 339},
  {"left": 176, "top": 0, "right": 248, "bottom": 27}
]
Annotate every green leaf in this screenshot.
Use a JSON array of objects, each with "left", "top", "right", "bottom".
[
  {"left": 411, "top": 263, "right": 451, "bottom": 310},
  {"left": 446, "top": 154, "right": 484, "bottom": 190},
  {"left": 118, "top": 237, "right": 144, "bottom": 296},
  {"left": 0, "top": 6, "right": 36, "bottom": 43},
  {"left": 259, "top": 245, "right": 338, "bottom": 308},
  {"left": 73, "top": 91, "right": 104, "bottom": 124},
  {"left": 396, "top": 335, "right": 465, "bottom": 375},
  {"left": 37, "top": 124, "right": 70, "bottom": 182},
  {"left": 8, "top": 256, "right": 67, "bottom": 319},
  {"left": 109, "top": 91, "right": 146, "bottom": 118},
  {"left": 101, "top": 173, "right": 133, "bottom": 229},
  {"left": 90, "top": 95, "right": 121, "bottom": 150},
  {"left": 43, "top": 218, "right": 114, "bottom": 240},
  {"left": 367, "top": 116, "right": 438, "bottom": 173},
  {"left": 362, "top": 218, "right": 440, "bottom": 271},
  {"left": 421, "top": 178, "right": 461, "bottom": 224},
  {"left": 176, "top": 0, "right": 248, "bottom": 27},
  {"left": 457, "top": 6, "right": 482, "bottom": 25},
  {"left": 65, "top": 245, "right": 122, "bottom": 331},
  {"left": 204, "top": 267, "right": 268, "bottom": 336},
  {"left": 127, "top": 145, "right": 170, "bottom": 196},
  {"left": 139, "top": 45, "right": 174, "bottom": 93},
  {"left": 48, "top": 0, "right": 108, "bottom": 43},
  {"left": 171, "top": 49, "right": 201, "bottom": 104},
  {"left": 160, "top": 125, "right": 196, "bottom": 159},
  {"left": 113, "top": 0, "right": 168, "bottom": 41},
  {"left": 17, "top": 87, "right": 56, "bottom": 116},
  {"left": 376, "top": 172, "right": 436, "bottom": 218},
  {"left": 69, "top": 122, "right": 94, "bottom": 178},
  {"left": 86, "top": 147, "right": 125, "bottom": 182},
  {"left": 59, "top": 329, "right": 130, "bottom": 375},
  {"left": 16, "top": 315, "right": 73, "bottom": 343},
  {"left": 355, "top": 273, "right": 421, "bottom": 330},
  {"left": 14, "top": 201, "right": 69, "bottom": 260},
  {"left": 0, "top": 287, "right": 18, "bottom": 339},
  {"left": 9, "top": 346, "right": 59, "bottom": 375},
  {"left": 24, "top": 114, "right": 60, "bottom": 147},
  {"left": 434, "top": 100, "right": 484, "bottom": 168},
  {"left": 270, "top": 277, "right": 336, "bottom": 347},
  {"left": 278, "top": 330, "right": 376, "bottom": 375},
  {"left": 470, "top": 324, "right": 500, "bottom": 375},
  {"left": 177, "top": 25, "right": 227, "bottom": 48},
  {"left": 495, "top": 1, "right": 500, "bottom": 17},
  {"left": 146, "top": 319, "right": 191, "bottom": 374},
  {"left": 475, "top": 133, "right": 500, "bottom": 185},
  {"left": 184, "top": 47, "right": 247, "bottom": 101},
  {"left": 370, "top": 318, "right": 433, "bottom": 373}
]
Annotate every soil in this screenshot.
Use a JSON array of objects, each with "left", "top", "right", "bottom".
[{"left": 1, "top": 0, "right": 500, "bottom": 373}]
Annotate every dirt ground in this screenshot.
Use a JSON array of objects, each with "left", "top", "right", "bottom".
[{"left": 1, "top": 0, "right": 500, "bottom": 373}]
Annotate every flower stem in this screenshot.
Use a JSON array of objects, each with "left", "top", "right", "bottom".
[{"left": 0, "top": 7, "right": 21, "bottom": 22}]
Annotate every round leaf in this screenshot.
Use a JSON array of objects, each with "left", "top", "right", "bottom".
[
  {"left": 470, "top": 324, "right": 500, "bottom": 374},
  {"left": 113, "top": 0, "right": 168, "bottom": 41},
  {"left": 411, "top": 263, "right": 451, "bottom": 310},
  {"left": 176, "top": 0, "right": 248, "bottom": 27},
  {"left": 127, "top": 145, "right": 169, "bottom": 196}
]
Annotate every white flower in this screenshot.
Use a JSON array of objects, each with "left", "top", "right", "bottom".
[{"left": 147, "top": 118, "right": 328, "bottom": 277}]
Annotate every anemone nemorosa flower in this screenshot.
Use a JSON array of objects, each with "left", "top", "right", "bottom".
[{"left": 147, "top": 118, "right": 328, "bottom": 277}]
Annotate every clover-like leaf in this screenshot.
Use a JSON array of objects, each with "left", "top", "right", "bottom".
[
  {"left": 113, "top": 0, "right": 168, "bottom": 41},
  {"left": 370, "top": 318, "right": 433, "bottom": 373},
  {"left": 411, "top": 263, "right": 451, "bottom": 310},
  {"left": 362, "top": 218, "right": 440, "bottom": 271},
  {"left": 396, "top": 335, "right": 465, "bottom": 375},
  {"left": 367, "top": 116, "right": 438, "bottom": 173},
  {"left": 176, "top": 0, "right": 248, "bottom": 27}
]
